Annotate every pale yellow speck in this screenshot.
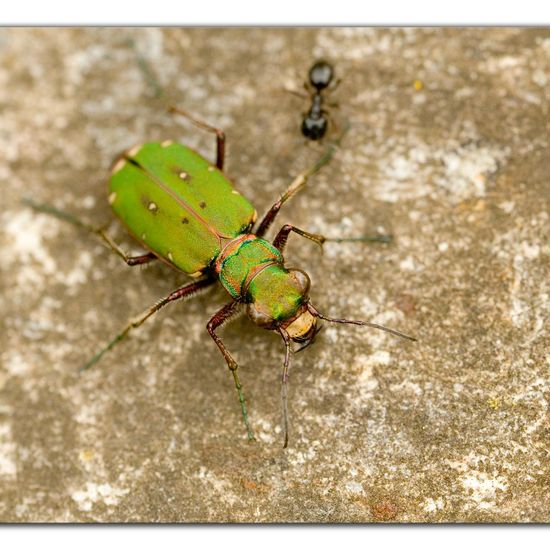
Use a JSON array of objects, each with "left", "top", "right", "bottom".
[
  {"left": 208, "top": 166, "right": 215, "bottom": 172},
  {"left": 161, "top": 140, "right": 173, "bottom": 147},
  {"left": 111, "top": 158, "right": 125, "bottom": 174},
  {"left": 232, "top": 190, "right": 240, "bottom": 195},
  {"left": 179, "top": 171, "right": 189, "bottom": 179},
  {"left": 108, "top": 192, "right": 117, "bottom": 204},
  {"left": 148, "top": 202, "right": 158, "bottom": 212},
  {"left": 413, "top": 79, "right": 424, "bottom": 91},
  {"left": 127, "top": 144, "right": 142, "bottom": 157},
  {"left": 167, "top": 252, "right": 174, "bottom": 262},
  {"left": 141, "top": 233, "right": 146, "bottom": 240},
  {"left": 79, "top": 450, "right": 94, "bottom": 462},
  {"left": 487, "top": 396, "right": 502, "bottom": 410},
  {"left": 189, "top": 270, "right": 202, "bottom": 278},
  {"left": 251, "top": 210, "right": 258, "bottom": 222}
]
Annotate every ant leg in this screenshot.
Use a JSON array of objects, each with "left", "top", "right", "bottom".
[
  {"left": 207, "top": 301, "right": 255, "bottom": 441},
  {"left": 283, "top": 86, "right": 309, "bottom": 100},
  {"left": 255, "top": 145, "right": 337, "bottom": 238},
  {"left": 330, "top": 78, "right": 342, "bottom": 92},
  {"left": 22, "top": 198, "right": 158, "bottom": 267},
  {"left": 273, "top": 223, "right": 392, "bottom": 254},
  {"left": 168, "top": 106, "right": 226, "bottom": 170},
  {"left": 81, "top": 277, "right": 214, "bottom": 372}
]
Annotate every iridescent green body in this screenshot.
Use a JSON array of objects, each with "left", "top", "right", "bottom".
[
  {"left": 109, "top": 141, "right": 257, "bottom": 275},
  {"left": 23, "top": 108, "right": 415, "bottom": 448},
  {"left": 108, "top": 141, "right": 305, "bottom": 322}
]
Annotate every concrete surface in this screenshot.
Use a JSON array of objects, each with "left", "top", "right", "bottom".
[{"left": 0, "top": 28, "right": 548, "bottom": 522}]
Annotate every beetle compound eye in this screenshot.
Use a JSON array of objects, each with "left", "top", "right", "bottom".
[
  {"left": 289, "top": 269, "right": 311, "bottom": 298},
  {"left": 247, "top": 302, "right": 276, "bottom": 329}
]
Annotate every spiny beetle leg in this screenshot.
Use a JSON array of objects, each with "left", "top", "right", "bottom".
[
  {"left": 22, "top": 198, "right": 158, "bottom": 267},
  {"left": 273, "top": 223, "right": 393, "bottom": 253},
  {"left": 126, "top": 252, "right": 158, "bottom": 266},
  {"left": 206, "top": 301, "right": 255, "bottom": 442},
  {"left": 127, "top": 38, "right": 165, "bottom": 99},
  {"left": 273, "top": 224, "right": 326, "bottom": 254},
  {"left": 97, "top": 231, "right": 159, "bottom": 266},
  {"left": 255, "top": 145, "right": 336, "bottom": 238},
  {"left": 81, "top": 277, "right": 215, "bottom": 372},
  {"left": 168, "top": 106, "right": 226, "bottom": 171},
  {"left": 326, "top": 234, "right": 393, "bottom": 244},
  {"left": 278, "top": 329, "right": 292, "bottom": 448}
]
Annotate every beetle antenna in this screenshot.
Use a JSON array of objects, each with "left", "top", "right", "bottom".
[
  {"left": 307, "top": 304, "right": 417, "bottom": 342},
  {"left": 278, "top": 329, "right": 292, "bottom": 448}
]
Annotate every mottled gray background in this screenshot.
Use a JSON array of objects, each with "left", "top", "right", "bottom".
[{"left": 0, "top": 28, "right": 548, "bottom": 522}]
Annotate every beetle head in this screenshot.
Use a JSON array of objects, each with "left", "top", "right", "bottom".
[{"left": 246, "top": 268, "right": 315, "bottom": 342}]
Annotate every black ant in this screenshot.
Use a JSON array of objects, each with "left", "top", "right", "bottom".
[{"left": 292, "top": 60, "right": 339, "bottom": 141}]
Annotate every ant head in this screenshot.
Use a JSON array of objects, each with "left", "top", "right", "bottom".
[{"left": 309, "top": 60, "right": 334, "bottom": 91}]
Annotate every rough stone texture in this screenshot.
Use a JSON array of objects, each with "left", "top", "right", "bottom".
[{"left": 0, "top": 28, "right": 548, "bottom": 523}]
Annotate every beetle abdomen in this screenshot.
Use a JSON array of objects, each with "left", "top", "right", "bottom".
[{"left": 109, "top": 141, "right": 257, "bottom": 274}]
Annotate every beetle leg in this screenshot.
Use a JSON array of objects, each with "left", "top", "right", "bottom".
[
  {"left": 273, "top": 224, "right": 326, "bottom": 253},
  {"left": 127, "top": 37, "right": 164, "bottom": 99},
  {"left": 278, "top": 329, "right": 292, "bottom": 448},
  {"left": 168, "top": 106, "right": 226, "bottom": 170},
  {"left": 273, "top": 223, "right": 393, "bottom": 254},
  {"left": 255, "top": 146, "right": 336, "bottom": 237},
  {"left": 206, "top": 301, "right": 255, "bottom": 442},
  {"left": 81, "top": 277, "right": 214, "bottom": 372},
  {"left": 95, "top": 231, "right": 159, "bottom": 266},
  {"left": 22, "top": 198, "right": 158, "bottom": 267}
]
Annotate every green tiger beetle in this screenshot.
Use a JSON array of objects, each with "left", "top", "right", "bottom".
[{"left": 25, "top": 107, "right": 415, "bottom": 447}]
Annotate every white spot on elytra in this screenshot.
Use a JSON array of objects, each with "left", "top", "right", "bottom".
[
  {"left": 127, "top": 144, "right": 142, "bottom": 157},
  {"left": 232, "top": 190, "right": 240, "bottom": 195},
  {"left": 111, "top": 158, "right": 125, "bottom": 174},
  {"left": 148, "top": 202, "right": 158, "bottom": 212},
  {"left": 108, "top": 192, "right": 116, "bottom": 204},
  {"left": 141, "top": 233, "right": 146, "bottom": 240},
  {"left": 179, "top": 171, "right": 189, "bottom": 180}
]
